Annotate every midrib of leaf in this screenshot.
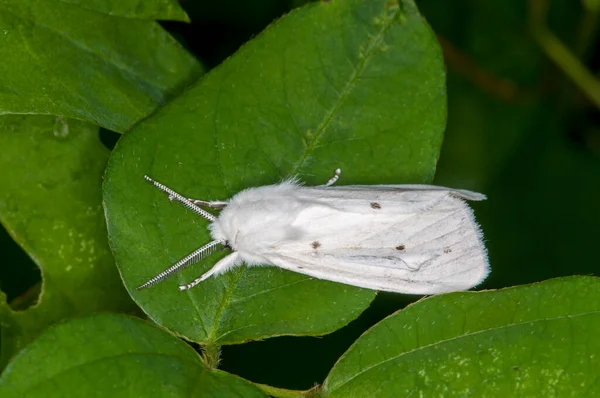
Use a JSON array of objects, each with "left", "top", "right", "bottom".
[
  {"left": 207, "top": 266, "right": 246, "bottom": 342},
  {"left": 328, "top": 310, "right": 600, "bottom": 392},
  {"left": 290, "top": 5, "right": 401, "bottom": 175}
]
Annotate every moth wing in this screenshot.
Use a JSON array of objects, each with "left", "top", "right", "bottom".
[
  {"left": 263, "top": 191, "right": 488, "bottom": 294},
  {"left": 308, "top": 184, "right": 486, "bottom": 201},
  {"left": 296, "top": 185, "right": 485, "bottom": 217}
]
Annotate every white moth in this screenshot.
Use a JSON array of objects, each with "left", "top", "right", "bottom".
[{"left": 138, "top": 169, "right": 489, "bottom": 294}]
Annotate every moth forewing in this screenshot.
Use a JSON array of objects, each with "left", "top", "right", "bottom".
[
  {"left": 139, "top": 172, "right": 489, "bottom": 294},
  {"left": 256, "top": 189, "right": 488, "bottom": 294}
]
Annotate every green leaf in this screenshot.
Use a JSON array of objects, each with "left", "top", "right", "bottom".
[
  {"left": 0, "top": 313, "right": 266, "bottom": 397},
  {"left": 57, "top": 0, "right": 190, "bottom": 21},
  {"left": 104, "top": 0, "right": 446, "bottom": 345},
  {"left": 0, "top": 0, "right": 203, "bottom": 133},
  {"left": 0, "top": 116, "right": 137, "bottom": 370},
  {"left": 324, "top": 276, "right": 600, "bottom": 396}
]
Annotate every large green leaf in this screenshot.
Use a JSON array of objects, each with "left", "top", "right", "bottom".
[
  {"left": 0, "top": 313, "right": 266, "bottom": 397},
  {"left": 0, "top": 0, "right": 202, "bottom": 133},
  {"left": 0, "top": 116, "right": 136, "bottom": 370},
  {"left": 324, "top": 276, "right": 600, "bottom": 396},
  {"left": 104, "top": 0, "right": 446, "bottom": 345}
]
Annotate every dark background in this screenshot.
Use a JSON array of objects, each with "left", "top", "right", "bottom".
[{"left": 2, "top": 0, "right": 599, "bottom": 390}]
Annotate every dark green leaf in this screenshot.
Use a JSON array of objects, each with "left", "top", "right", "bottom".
[
  {"left": 0, "top": 116, "right": 136, "bottom": 370},
  {"left": 104, "top": 0, "right": 446, "bottom": 345},
  {"left": 324, "top": 276, "right": 600, "bottom": 396},
  {"left": 0, "top": 0, "right": 202, "bottom": 132},
  {"left": 0, "top": 313, "right": 266, "bottom": 397}
]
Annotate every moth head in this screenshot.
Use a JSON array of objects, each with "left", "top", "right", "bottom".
[{"left": 209, "top": 219, "right": 230, "bottom": 247}]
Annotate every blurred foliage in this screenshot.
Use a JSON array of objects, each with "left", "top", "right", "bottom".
[
  {"left": 1, "top": 0, "right": 599, "bottom": 395},
  {"left": 422, "top": 0, "right": 600, "bottom": 290}
]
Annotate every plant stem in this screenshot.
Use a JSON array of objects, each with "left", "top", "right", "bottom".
[
  {"left": 254, "top": 383, "right": 322, "bottom": 398},
  {"left": 529, "top": 0, "right": 600, "bottom": 109},
  {"left": 533, "top": 26, "right": 600, "bottom": 109},
  {"left": 201, "top": 344, "right": 221, "bottom": 369}
]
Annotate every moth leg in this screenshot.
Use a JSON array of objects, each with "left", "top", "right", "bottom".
[
  {"left": 324, "top": 168, "right": 342, "bottom": 186},
  {"left": 179, "top": 252, "right": 241, "bottom": 291},
  {"left": 188, "top": 199, "right": 228, "bottom": 209}
]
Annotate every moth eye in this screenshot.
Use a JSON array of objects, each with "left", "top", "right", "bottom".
[
  {"left": 443, "top": 247, "right": 452, "bottom": 254},
  {"left": 370, "top": 202, "right": 381, "bottom": 209},
  {"left": 311, "top": 241, "right": 321, "bottom": 249},
  {"left": 395, "top": 244, "right": 406, "bottom": 251}
]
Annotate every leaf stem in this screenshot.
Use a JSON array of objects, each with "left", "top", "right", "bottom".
[
  {"left": 529, "top": 0, "right": 600, "bottom": 109},
  {"left": 201, "top": 344, "right": 221, "bottom": 369}
]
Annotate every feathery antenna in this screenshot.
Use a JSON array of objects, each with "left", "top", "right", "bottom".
[
  {"left": 144, "top": 175, "right": 216, "bottom": 222},
  {"left": 137, "top": 240, "right": 224, "bottom": 289}
]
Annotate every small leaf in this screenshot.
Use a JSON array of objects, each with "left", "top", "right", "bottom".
[
  {"left": 324, "top": 276, "right": 600, "bottom": 396},
  {"left": 0, "top": 116, "right": 136, "bottom": 370},
  {"left": 104, "top": 0, "right": 446, "bottom": 344},
  {"left": 0, "top": 313, "right": 266, "bottom": 397},
  {"left": 0, "top": 0, "right": 203, "bottom": 132}
]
